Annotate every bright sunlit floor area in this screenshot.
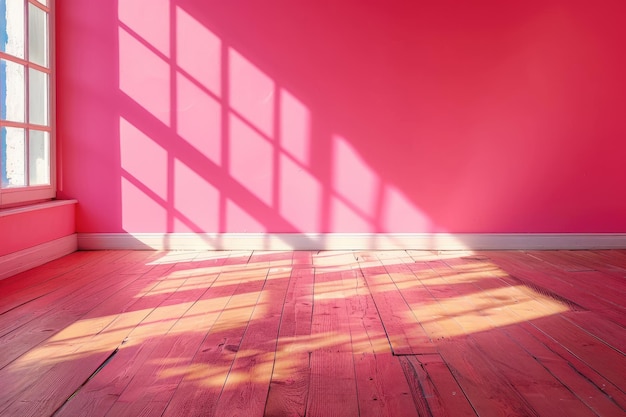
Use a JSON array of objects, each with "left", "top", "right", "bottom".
[{"left": 0, "top": 249, "right": 625, "bottom": 417}]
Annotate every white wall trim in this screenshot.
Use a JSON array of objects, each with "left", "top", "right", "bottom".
[
  {"left": 77, "top": 233, "right": 626, "bottom": 251},
  {"left": 0, "top": 234, "right": 78, "bottom": 280}
]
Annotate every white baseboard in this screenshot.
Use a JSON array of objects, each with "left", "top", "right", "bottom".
[
  {"left": 0, "top": 234, "right": 78, "bottom": 280},
  {"left": 76, "top": 233, "right": 626, "bottom": 251}
]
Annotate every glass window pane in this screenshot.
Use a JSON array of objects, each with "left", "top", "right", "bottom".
[
  {"left": 1, "top": 126, "right": 25, "bottom": 187},
  {"left": 36, "top": 0, "right": 47, "bottom": 7},
  {"left": 29, "top": 67, "right": 48, "bottom": 125},
  {"left": 29, "top": 129, "right": 49, "bottom": 185},
  {"left": 0, "top": 0, "right": 25, "bottom": 59},
  {"left": 1, "top": 59, "right": 25, "bottom": 122},
  {"left": 28, "top": 3, "right": 48, "bottom": 67}
]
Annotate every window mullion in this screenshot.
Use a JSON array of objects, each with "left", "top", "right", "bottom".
[{"left": 24, "top": 0, "right": 30, "bottom": 186}]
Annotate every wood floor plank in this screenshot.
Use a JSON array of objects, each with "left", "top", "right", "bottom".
[
  {"left": 0, "top": 253, "right": 157, "bottom": 366},
  {"left": 0, "top": 253, "right": 166, "bottom": 416},
  {"left": 438, "top": 337, "right": 541, "bottom": 417},
  {"left": 411, "top": 254, "right": 601, "bottom": 416},
  {"left": 392, "top": 257, "right": 469, "bottom": 343},
  {"left": 416, "top": 354, "right": 477, "bottom": 417},
  {"left": 441, "top": 254, "right": 626, "bottom": 415},
  {"left": 101, "top": 264, "right": 235, "bottom": 416},
  {"left": 439, "top": 254, "right": 591, "bottom": 343},
  {"left": 306, "top": 266, "right": 359, "bottom": 417},
  {"left": 264, "top": 266, "right": 314, "bottom": 417},
  {"left": 525, "top": 251, "right": 626, "bottom": 304},
  {"left": 402, "top": 250, "right": 620, "bottom": 415},
  {"left": 1, "top": 249, "right": 624, "bottom": 416},
  {"left": 52, "top": 264, "right": 193, "bottom": 417},
  {"left": 589, "top": 250, "right": 626, "bottom": 270},
  {"left": 559, "top": 250, "right": 626, "bottom": 279},
  {"left": 525, "top": 250, "right": 598, "bottom": 272},
  {"left": 400, "top": 354, "right": 477, "bottom": 417},
  {"left": 0, "top": 254, "right": 158, "bottom": 370},
  {"left": 563, "top": 310, "right": 625, "bottom": 354},
  {"left": 502, "top": 324, "right": 626, "bottom": 417},
  {"left": 524, "top": 315, "right": 626, "bottom": 396},
  {"left": 471, "top": 329, "right": 597, "bottom": 417},
  {"left": 0, "top": 251, "right": 133, "bottom": 336},
  {"left": 484, "top": 251, "right": 626, "bottom": 326},
  {"left": 353, "top": 352, "right": 419, "bottom": 417},
  {"left": 211, "top": 266, "right": 292, "bottom": 417},
  {"left": 408, "top": 254, "right": 543, "bottom": 343},
  {"left": 159, "top": 260, "right": 269, "bottom": 417},
  {"left": 360, "top": 256, "right": 436, "bottom": 355},
  {"left": 346, "top": 265, "right": 420, "bottom": 417},
  {"left": 399, "top": 355, "right": 439, "bottom": 417},
  {"left": 0, "top": 251, "right": 118, "bottom": 313},
  {"left": 520, "top": 319, "right": 626, "bottom": 411}
]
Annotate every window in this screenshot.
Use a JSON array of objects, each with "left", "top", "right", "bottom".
[{"left": 0, "top": 0, "right": 53, "bottom": 206}]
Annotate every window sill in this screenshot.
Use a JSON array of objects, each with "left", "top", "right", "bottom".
[{"left": 0, "top": 199, "right": 77, "bottom": 218}]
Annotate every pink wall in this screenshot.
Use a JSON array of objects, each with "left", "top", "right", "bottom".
[
  {"left": 56, "top": 1, "right": 626, "bottom": 234},
  {"left": 0, "top": 203, "right": 75, "bottom": 256}
]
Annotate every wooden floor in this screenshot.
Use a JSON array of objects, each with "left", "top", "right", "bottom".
[{"left": 0, "top": 250, "right": 624, "bottom": 417}]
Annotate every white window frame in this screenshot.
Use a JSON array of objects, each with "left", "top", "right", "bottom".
[{"left": 0, "top": 0, "right": 54, "bottom": 207}]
